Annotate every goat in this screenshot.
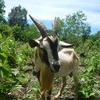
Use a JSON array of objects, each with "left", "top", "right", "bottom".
[{"left": 29, "top": 15, "right": 79, "bottom": 100}]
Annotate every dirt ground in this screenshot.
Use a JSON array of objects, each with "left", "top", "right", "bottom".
[{"left": 4, "top": 65, "right": 100, "bottom": 100}]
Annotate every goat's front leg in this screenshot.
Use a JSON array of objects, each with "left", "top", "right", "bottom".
[
  {"left": 54, "top": 76, "right": 66, "bottom": 99},
  {"left": 46, "top": 89, "right": 52, "bottom": 100}
]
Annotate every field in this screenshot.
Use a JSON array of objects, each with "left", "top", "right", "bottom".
[
  {"left": 0, "top": 35, "right": 100, "bottom": 100},
  {"left": 0, "top": 2, "right": 100, "bottom": 99}
]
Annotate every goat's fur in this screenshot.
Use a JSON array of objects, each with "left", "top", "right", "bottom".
[
  {"left": 33, "top": 45, "right": 55, "bottom": 100},
  {"left": 34, "top": 46, "right": 54, "bottom": 90}
]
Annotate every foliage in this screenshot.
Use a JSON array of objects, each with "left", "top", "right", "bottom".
[
  {"left": 0, "top": 0, "right": 5, "bottom": 15},
  {"left": 0, "top": 23, "right": 39, "bottom": 42},
  {"left": 0, "top": 23, "right": 11, "bottom": 36},
  {"left": 56, "top": 11, "right": 91, "bottom": 46},
  {"left": 89, "top": 31, "right": 100, "bottom": 42},
  {"left": 77, "top": 36, "right": 100, "bottom": 100},
  {"left": 8, "top": 5, "right": 28, "bottom": 30},
  {"left": 0, "top": 0, "right": 6, "bottom": 23},
  {"left": 21, "top": 24, "right": 40, "bottom": 42},
  {"left": 11, "top": 25, "right": 23, "bottom": 41},
  {"left": 27, "top": 24, "right": 40, "bottom": 39},
  {"left": 0, "top": 34, "right": 35, "bottom": 99},
  {"left": 78, "top": 54, "right": 99, "bottom": 100}
]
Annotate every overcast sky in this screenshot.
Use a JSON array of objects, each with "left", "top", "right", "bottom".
[{"left": 4, "top": 0, "right": 100, "bottom": 34}]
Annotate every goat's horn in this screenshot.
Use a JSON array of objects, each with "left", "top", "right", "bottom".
[
  {"left": 53, "top": 17, "right": 58, "bottom": 35},
  {"left": 29, "top": 14, "right": 50, "bottom": 38}
]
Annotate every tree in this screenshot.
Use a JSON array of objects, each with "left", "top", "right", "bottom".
[
  {"left": 11, "top": 24, "right": 39, "bottom": 42},
  {"left": 89, "top": 31, "right": 100, "bottom": 42},
  {"left": 8, "top": 5, "right": 28, "bottom": 29},
  {"left": 57, "top": 11, "right": 91, "bottom": 45},
  {"left": 20, "top": 24, "right": 40, "bottom": 42},
  {"left": 0, "top": 0, "right": 6, "bottom": 23}
]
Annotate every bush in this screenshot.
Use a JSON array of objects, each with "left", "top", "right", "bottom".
[{"left": 0, "top": 34, "right": 34, "bottom": 99}]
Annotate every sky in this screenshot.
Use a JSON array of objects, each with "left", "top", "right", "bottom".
[{"left": 4, "top": 0, "right": 100, "bottom": 34}]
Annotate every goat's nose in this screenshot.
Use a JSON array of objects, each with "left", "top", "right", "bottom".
[
  {"left": 52, "top": 61, "right": 60, "bottom": 72},
  {"left": 53, "top": 64, "right": 60, "bottom": 72}
]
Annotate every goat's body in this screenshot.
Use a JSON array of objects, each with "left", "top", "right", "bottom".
[
  {"left": 55, "top": 48, "right": 78, "bottom": 77},
  {"left": 33, "top": 47, "right": 79, "bottom": 100},
  {"left": 54, "top": 48, "right": 79, "bottom": 100}
]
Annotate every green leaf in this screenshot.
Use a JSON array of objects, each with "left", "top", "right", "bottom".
[
  {"left": 0, "top": 66, "right": 10, "bottom": 78},
  {"left": 0, "top": 70, "right": 3, "bottom": 78},
  {"left": 11, "top": 85, "right": 23, "bottom": 91},
  {"left": 11, "top": 69, "right": 19, "bottom": 76},
  {"left": 0, "top": 53, "right": 6, "bottom": 62},
  {"left": 31, "top": 88, "right": 40, "bottom": 94},
  {"left": 17, "top": 56, "right": 22, "bottom": 63},
  {"left": 81, "top": 77, "right": 85, "bottom": 82},
  {"left": 17, "top": 76, "right": 24, "bottom": 83},
  {"left": 89, "top": 92, "right": 96, "bottom": 97},
  {"left": 0, "top": 34, "right": 2, "bottom": 40}
]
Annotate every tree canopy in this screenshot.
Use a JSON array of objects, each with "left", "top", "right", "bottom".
[
  {"left": 56, "top": 11, "right": 91, "bottom": 45},
  {"left": 0, "top": 0, "right": 6, "bottom": 23},
  {"left": 8, "top": 5, "right": 28, "bottom": 29}
]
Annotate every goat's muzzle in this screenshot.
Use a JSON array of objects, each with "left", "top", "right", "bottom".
[{"left": 51, "top": 60, "right": 60, "bottom": 72}]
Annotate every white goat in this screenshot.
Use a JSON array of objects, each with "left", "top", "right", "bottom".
[{"left": 29, "top": 15, "right": 79, "bottom": 100}]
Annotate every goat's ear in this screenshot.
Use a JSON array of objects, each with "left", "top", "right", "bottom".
[
  {"left": 59, "top": 41, "right": 74, "bottom": 48},
  {"left": 29, "top": 39, "right": 39, "bottom": 48}
]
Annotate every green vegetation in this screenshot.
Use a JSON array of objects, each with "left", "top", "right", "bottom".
[{"left": 0, "top": 0, "right": 100, "bottom": 99}]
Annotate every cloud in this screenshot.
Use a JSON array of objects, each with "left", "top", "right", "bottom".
[{"left": 4, "top": 0, "right": 100, "bottom": 33}]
